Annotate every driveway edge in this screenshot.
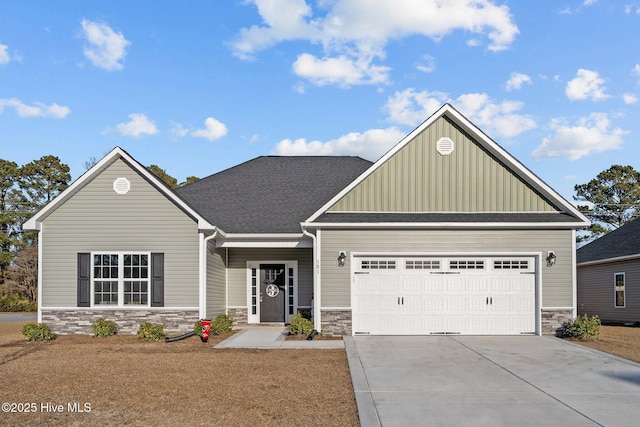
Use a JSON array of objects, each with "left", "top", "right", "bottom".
[{"left": 343, "top": 336, "right": 381, "bottom": 427}]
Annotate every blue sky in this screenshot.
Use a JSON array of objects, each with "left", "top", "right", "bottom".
[{"left": 1, "top": 1, "right": 639, "bottom": 202}]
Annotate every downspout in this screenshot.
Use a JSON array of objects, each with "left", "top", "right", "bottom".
[
  {"left": 301, "top": 224, "right": 321, "bottom": 331},
  {"left": 200, "top": 227, "right": 220, "bottom": 320}
]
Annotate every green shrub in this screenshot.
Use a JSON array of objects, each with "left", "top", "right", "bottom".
[
  {"left": 0, "top": 293, "right": 37, "bottom": 312},
  {"left": 92, "top": 318, "right": 117, "bottom": 337},
  {"left": 288, "top": 312, "right": 314, "bottom": 336},
  {"left": 137, "top": 322, "right": 166, "bottom": 341},
  {"left": 561, "top": 314, "right": 601, "bottom": 339},
  {"left": 210, "top": 314, "right": 233, "bottom": 335},
  {"left": 194, "top": 319, "right": 203, "bottom": 337},
  {"left": 21, "top": 322, "right": 55, "bottom": 341}
]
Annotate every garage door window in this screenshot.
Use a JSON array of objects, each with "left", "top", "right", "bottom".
[
  {"left": 450, "top": 260, "right": 484, "bottom": 270},
  {"left": 494, "top": 260, "right": 529, "bottom": 270},
  {"left": 361, "top": 260, "right": 396, "bottom": 270},
  {"left": 406, "top": 260, "right": 440, "bottom": 270}
]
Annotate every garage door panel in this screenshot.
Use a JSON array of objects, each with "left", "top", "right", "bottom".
[{"left": 352, "top": 256, "right": 536, "bottom": 335}]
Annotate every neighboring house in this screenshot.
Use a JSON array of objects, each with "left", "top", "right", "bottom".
[
  {"left": 577, "top": 218, "right": 640, "bottom": 324},
  {"left": 25, "top": 104, "right": 589, "bottom": 336}
]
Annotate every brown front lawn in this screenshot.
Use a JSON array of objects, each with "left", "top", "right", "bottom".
[
  {"left": 566, "top": 324, "right": 640, "bottom": 363},
  {"left": 0, "top": 322, "right": 358, "bottom": 427}
]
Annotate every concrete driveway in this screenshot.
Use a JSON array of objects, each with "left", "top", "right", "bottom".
[{"left": 344, "top": 335, "right": 640, "bottom": 427}]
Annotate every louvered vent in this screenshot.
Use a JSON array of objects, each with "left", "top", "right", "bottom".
[
  {"left": 436, "top": 137, "right": 454, "bottom": 155},
  {"left": 113, "top": 177, "right": 131, "bottom": 195}
]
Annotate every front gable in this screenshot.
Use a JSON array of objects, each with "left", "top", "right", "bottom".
[
  {"left": 307, "top": 104, "right": 589, "bottom": 227},
  {"left": 329, "top": 115, "right": 556, "bottom": 213}
]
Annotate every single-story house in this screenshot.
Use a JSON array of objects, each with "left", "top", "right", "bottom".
[
  {"left": 25, "top": 104, "right": 590, "bottom": 336},
  {"left": 577, "top": 217, "right": 640, "bottom": 323}
]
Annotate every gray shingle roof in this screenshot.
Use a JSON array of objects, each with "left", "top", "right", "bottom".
[
  {"left": 175, "top": 156, "right": 373, "bottom": 233},
  {"left": 313, "top": 212, "right": 582, "bottom": 224},
  {"left": 577, "top": 217, "right": 640, "bottom": 264}
]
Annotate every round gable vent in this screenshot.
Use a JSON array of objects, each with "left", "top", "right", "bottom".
[
  {"left": 113, "top": 177, "right": 131, "bottom": 195},
  {"left": 436, "top": 137, "right": 455, "bottom": 156}
]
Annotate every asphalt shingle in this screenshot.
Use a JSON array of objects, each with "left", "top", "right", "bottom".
[
  {"left": 577, "top": 217, "right": 640, "bottom": 264},
  {"left": 175, "top": 156, "right": 373, "bottom": 233}
]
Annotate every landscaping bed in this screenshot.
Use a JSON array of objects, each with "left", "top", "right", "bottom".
[
  {"left": 566, "top": 324, "right": 640, "bottom": 363},
  {"left": 0, "top": 322, "right": 358, "bottom": 426}
]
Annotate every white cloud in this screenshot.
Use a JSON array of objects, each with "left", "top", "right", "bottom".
[
  {"left": 565, "top": 69, "right": 609, "bottom": 101},
  {"left": 81, "top": 19, "right": 131, "bottom": 71},
  {"left": 633, "top": 64, "right": 640, "bottom": 77},
  {"left": 0, "top": 98, "right": 70, "bottom": 118},
  {"left": 292, "top": 53, "right": 390, "bottom": 86},
  {"left": 415, "top": 55, "right": 436, "bottom": 73},
  {"left": 233, "top": 0, "right": 518, "bottom": 87},
  {"left": 383, "top": 89, "right": 536, "bottom": 139},
  {"left": 625, "top": 4, "right": 640, "bottom": 14},
  {"left": 532, "top": 113, "right": 628, "bottom": 161},
  {"left": 623, "top": 93, "right": 638, "bottom": 104},
  {"left": 505, "top": 72, "right": 532, "bottom": 91},
  {"left": 271, "top": 127, "right": 405, "bottom": 160},
  {"left": 191, "top": 117, "right": 228, "bottom": 141},
  {"left": 169, "top": 122, "right": 189, "bottom": 138},
  {"left": 116, "top": 113, "right": 158, "bottom": 137},
  {"left": 384, "top": 89, "right": 448, "bottom": 126},
  {"left": 0, "top": 44, "right": 10, "bottom": 64}
]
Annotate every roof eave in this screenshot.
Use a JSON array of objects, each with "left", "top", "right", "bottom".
[
  {"left": 23, "top": 146, "right": 216, "bottom": 232},
  {"left": 302, "top": 221, "right": 590, "bottom": 230}
]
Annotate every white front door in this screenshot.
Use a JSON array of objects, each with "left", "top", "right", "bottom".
[{"left": 351, "top": 256, "right": 537, "bottom": 335}]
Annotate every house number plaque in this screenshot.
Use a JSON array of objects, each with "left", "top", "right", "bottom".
[{"left": 265, "top": 284, "right": 279, "bottom": 298}]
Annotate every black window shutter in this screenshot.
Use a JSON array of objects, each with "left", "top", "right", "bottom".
[
  {"left": 151, "top": 253, "right": 164, "bottom": 307},
  {"left": 77, "top": 253, "right": 91, "bottom": 307}
]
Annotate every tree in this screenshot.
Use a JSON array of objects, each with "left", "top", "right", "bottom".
[
  {"left": 6, "top": 244, "right": 38, "bottom": 301},
  {"left": 180, "top": 176, "right": 200, "bottom": 186},
  {"left": 19, "top": 155, "right": 71, "bottom": 213},
  {"left": 148, "top": 164, "right": 178, "bottom": 189},
  {"left": 574, "top": 165, "right": 640, "bottom": 242},
  {"left": 0, "top": 159, "right": 21, "bottom": 283}
]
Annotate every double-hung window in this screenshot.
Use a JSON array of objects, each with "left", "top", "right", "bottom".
[
  {"left": 93, "top": 253, "right": 150, "bottom": 307},
  {"left": 614, "top": 273, "right": 625, "bottom": 308}
]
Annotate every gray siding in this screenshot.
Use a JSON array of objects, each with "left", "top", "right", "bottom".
[
  {"left": 577, "top": 259, "right": 640, "bottom": 323},
  {"left": 227, "top": 248, "right": 313, "bottom": 307},
  {"left": 41, "top": 159, "right": 200, "bottom": 307},
  {"left": 320, "top": 229, "right": 574, "bottom": 308},
  {"left": 206, "top": 244, "right": 227, "bottom": 318},
  {"left": 330, "top": 116, "right": 556, "bottom": 213}
]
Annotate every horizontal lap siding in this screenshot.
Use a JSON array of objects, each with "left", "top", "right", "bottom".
[
  {"left": 226, "top": 248, "right": 313, "bottom": 307},
  {"left": 320, "top": 229, "right": 573, "bottom": 308},
  {"left": 578, "top": 260, "right": 640, "bottom": 322},
  {"left": 206, "top": 245, "right": 227, "bottom": 318},
  {"left": 41, "top": 159, "right": 199, "bottom": 307}
]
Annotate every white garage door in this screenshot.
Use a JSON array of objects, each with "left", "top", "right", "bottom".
[{"left": 351, "top": 256, "right": 536, "bottom": 335}]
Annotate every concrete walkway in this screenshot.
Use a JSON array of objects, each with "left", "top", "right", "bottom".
[
  {"left": 213, "top": 326, "right": 344, "bottom": 349},
  {"left": 345, "top": 335, "right": 640, "bottom": 427}
]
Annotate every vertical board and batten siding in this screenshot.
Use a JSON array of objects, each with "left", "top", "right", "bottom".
[
  {"left": 578, "top": 259, "right": 640, "bottom": 323},
  {"left": 226, "top": 248, "right": 313, "bottom": 307},
  {"left": 206, "top": 244, "right": 227, "bottom": 318},
  {"left": 320, "top": 229, "right": 573, "bottom": 308},
  {"left": 329, "top": 116, "right": 556, "bottom": 213},
  {"left": 41, "top": 159, "right": 200, "bottom": 307}
]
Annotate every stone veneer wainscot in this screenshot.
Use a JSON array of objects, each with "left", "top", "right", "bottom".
[{"left": 41, "top": 309, "right": 199, "bottom": 335}]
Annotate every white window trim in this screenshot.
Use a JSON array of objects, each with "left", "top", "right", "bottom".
[
  {"left": 91, "top": 252, "right": 151, "bottom": 308},
  {"left": 614, "top": 272, "right": 626, "bottom": 308},
  {"left": 246, "top": 260, "right": 298, "bottom": 324}
]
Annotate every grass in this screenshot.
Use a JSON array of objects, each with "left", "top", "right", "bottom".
[
  {"left": 0, "top": 322, "right": 358, "bottom": 427},
  {"left": 566, "top": 324, "right": 640, "bottom": 363}
]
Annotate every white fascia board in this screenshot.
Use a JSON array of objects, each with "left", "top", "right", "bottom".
[
  {"left": 302, "top": 221, "right": 590, "bottom": 230},
  {"left": 24, "top": 146, "right": 216, "bottom": 231},
  {"left": 577, "top": 253, "right": 640, "bottom": 267},
  {"left": 218, "top": 233, "right": 312, "bottom": 248},
  {"left": 304, "top": 103, "right": 590, "bottom": 225}
]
